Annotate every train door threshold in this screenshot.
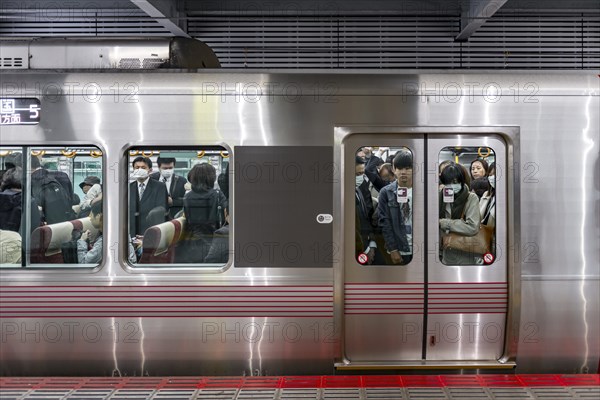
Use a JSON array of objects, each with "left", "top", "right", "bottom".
[{"left": 334, "top": 360, "right": 517, "bottom": 371}]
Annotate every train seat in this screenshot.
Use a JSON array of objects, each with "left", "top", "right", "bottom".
[
  {"left": 139, "top": 217, "right": 186, "bottom": 264},
  {"left": 30, "top": 218, "right": 98, "bottom": 263}
]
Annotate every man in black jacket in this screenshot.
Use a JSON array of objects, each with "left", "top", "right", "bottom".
[
  {"left": 149, "top": 157, "right": 187, "bottom": 219},
  {"left": 128, "top": 156, "right": 169, "bottom": 236},
  {"left": 30, "top": 156, "right": 77, "bottom": 224}
]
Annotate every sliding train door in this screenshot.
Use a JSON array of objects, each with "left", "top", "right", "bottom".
[
  {"left": 425, "top": 136, "right": 508, "bottom": 362},
  {"left": 341, "top": 134, "right": 426, "bottom": 362},
  {"left": 338, "top": 130, "right": 510, "bottom": 369}
]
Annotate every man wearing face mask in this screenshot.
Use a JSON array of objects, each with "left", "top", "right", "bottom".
[
  {"left": 128, "top": 156, "right": 169, "bottom": 236},
  {"left": 150, "top": 157, "right": 187, "bottom": 219}
]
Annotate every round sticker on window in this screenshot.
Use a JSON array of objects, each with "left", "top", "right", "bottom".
[{"left": 357, "top": 253, "right": 369, "bottom": 265}]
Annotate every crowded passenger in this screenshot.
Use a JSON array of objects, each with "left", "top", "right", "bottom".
[
  {"left": 128, "top": 156, "right": 169, "bottom": 236},
  {"left": 439, "top": 161, "right": 481, "bottom": 264},
  {"left": 377, "top": 149, "right": 413, "bottom": 265},
  {"left": 471, "top": 176, "right": 491, "bottom": 200},
  {"left": 363, "top": 147, "right": 395, "bottom": 193},
  {"left": 470, "top": 158, "right": 489, "bottom": 180},
  {"left": 150, "top": 157, "right": 187, "bottom": 219},
  {"left": 480, "top": 162, "right": 496, "bottom": 228},
  {"left": 438, "top": 160, "right": 452, "bottom": 191},
  {"left": 176, "top": 163, "right": 227, "bottom": 264},
  {"left": 355, "top": 156, "right": 382, "bottom": 264}
]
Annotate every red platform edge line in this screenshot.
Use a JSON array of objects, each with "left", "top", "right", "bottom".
[{"left": 0, "top": 374, "right": 598, "bottom": 390}]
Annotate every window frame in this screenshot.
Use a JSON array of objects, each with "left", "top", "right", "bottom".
[
  {"left": 0, "top": 144, "right": 106, "bottom": 272},
  {"left": 121, "top": 144, "right": 233, "bottom": 273}
]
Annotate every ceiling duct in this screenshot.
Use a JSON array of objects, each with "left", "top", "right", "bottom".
[{"left": 0, "top": 37, "right": 220, "bottom": 70}]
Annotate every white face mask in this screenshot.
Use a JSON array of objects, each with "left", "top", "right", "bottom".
[
  {"left": 160, "top": 169, "right": 174, "bottom": 179},
  {"left": 355, "top": 174, "right": 365, "bottom": 188},
  {"left": 131, "top": 168, "right": 149, "bottom": 180},
  {"left": 488, "top": 176, "right": 495, "bottom": 188},
  {"left": 449, "top": 183, "right": 462, "bottom": 194}
]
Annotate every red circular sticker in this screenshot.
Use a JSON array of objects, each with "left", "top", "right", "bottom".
[
  {"left": 483, "top": 252, "right": 495, "bottom": 264},
  {"left": 357, "top": 253, "right": 369, "bottom": 265}
]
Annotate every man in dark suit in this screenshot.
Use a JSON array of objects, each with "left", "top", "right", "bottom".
[
  {"left": 128, "top": 156, "right": 169, "bottom": 236},
  {"left": 149, "top": 157, "right": 187, "bottom": 219}
]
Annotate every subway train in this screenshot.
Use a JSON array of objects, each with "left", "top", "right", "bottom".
[{"left": 0, "top": 41, "right": 598, "bottom": 376}]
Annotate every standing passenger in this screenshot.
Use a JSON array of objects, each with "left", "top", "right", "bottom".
[
  {"left": 439, "top": 162, "right": 481, "bottom": 264},
  {"left": 176, "top": 163, "right": 227, "bottom": 263},
  {"left": 470, "top": 158, "right": 489, "bottom": 180},
  {"left": 150, "top": 157, "right": 187, "bottom": 219},
  {"left": 480, "top": 162, "right": 496, "bottom": 228},
  {"left": 0, "top": 167, "right": 42, "bottom": 234},
  {"left": 377, "top": 150, "right": 413, "bottom": 265},
  {"left": 128, "top": 156, "right": 169, "bottom": 236},
  {"left": 30, "top": 156, "right": 76, "bottom": 224},
  {"left": 355, "top": 156, "right": 377, "bottom": 264}
]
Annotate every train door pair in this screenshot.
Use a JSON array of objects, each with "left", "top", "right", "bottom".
[{"left": 337, "top": 129, "right": 518, "bottom": 370}]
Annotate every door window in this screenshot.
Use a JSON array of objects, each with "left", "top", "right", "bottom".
[
  {"left": 354, "top": 146, "right": 413, "bottom": 266},
  {"left": 438, "top": 146, "right": 496, "bottom": 265}
]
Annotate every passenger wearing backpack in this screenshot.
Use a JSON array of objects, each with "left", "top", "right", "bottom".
[
  {"left": 30, "top": 156, "right": 76, "bottom": 224},
  {"left": 0, "top": 167, "right": 42, "bottom": 234}
]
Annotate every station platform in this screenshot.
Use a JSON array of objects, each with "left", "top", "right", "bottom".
[{"left": 1, "top": 374, "right": 599, "bottom": 400}]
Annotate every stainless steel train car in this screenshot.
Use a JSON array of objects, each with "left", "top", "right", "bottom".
[{"left": 0, "top": 65, "right": 598, "bottom": 376}]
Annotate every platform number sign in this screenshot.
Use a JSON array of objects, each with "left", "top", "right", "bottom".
[{"left": 0, "top": 98, "right": 41, "bottom": 125}]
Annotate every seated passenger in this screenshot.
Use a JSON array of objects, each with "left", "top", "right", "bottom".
[
  {"left": 439, "top": 162, "right": 481, "bottom": 264},
  {"left": 78, "top": 176, "right": 102, "bottom": 217},
  {"left": 77, "top": 200, "right": 103, "bottom": 264},
  {"left": 128, "top": 156, "right": 169, "bottom": 236},
  {"left": 0, "top": 229, "right": 22, "bottom": 264},
  {"left": 176, "top": 163, "right": 227, "bottom": 263},
  {"left": 0, "top": 167, "right": 42, "bottom": 234},
  {"left": 204, "top": 206, "right": 230, "bottom": 264},
  {"left": 377, "top": 149, "right": 413, "bottom": 265}
]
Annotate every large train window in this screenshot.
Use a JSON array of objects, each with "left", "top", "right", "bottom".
[
  {"left": 126, "top": 148, "right": 230, "bottom": 266},
  {"left": 438, "top": 146, "right": 496, "bottom": 265},
  {"left": 354, "top": 146, "right": 413, "bottom": 266},
  {"left": 0, "top": 146, "right": 104, "bottom": 268}
]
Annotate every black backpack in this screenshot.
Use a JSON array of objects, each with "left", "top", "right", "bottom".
[{"left": 35, "top": 173, "right": 75, "bottom": 224}]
